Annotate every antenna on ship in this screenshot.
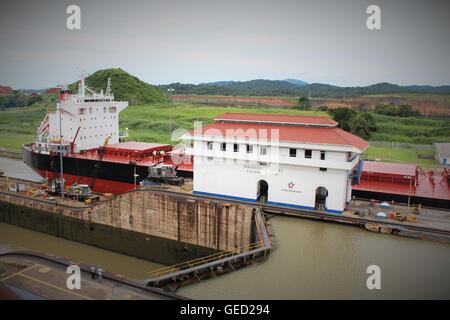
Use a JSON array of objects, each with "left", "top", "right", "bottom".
[
  {"left": 106, "top": 78, "right": 112, "bottom": 97},
  {"left": 78, "top": 72, "right": 86, "bottom": 97}
]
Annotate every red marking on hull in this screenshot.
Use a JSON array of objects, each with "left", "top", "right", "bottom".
[{"left": 33, "top": 169, "right": 135, "bottom": 195}]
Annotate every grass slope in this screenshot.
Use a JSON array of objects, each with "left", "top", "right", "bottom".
[{"left": 120, "top": 103, "right": 326, "bottom": 144}]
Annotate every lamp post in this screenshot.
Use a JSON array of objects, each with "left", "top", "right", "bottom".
[
  {"left": 133, "top": 167, "right": 139, "bottom": 190},
  {"left": 59, "top": 104, "right": 64, "bottom": 203},
  {"left": 167, "top": 87, "right": 175, "bottom": 140}
]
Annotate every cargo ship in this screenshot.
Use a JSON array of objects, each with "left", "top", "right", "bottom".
[{"left": 22, "top": 77, "right": 192, "bottom": 194}]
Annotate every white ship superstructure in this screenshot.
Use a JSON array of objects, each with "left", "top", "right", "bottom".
[{"left": 35, "top": 77, "right": 128, "bottom": 154}]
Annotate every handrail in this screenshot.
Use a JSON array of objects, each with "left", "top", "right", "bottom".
[
  {"left": 147, "top": 241, "right": 264, "bottom": 279},
  {"left": 145, "top": 207, "right": 271, "bottom": 285}
]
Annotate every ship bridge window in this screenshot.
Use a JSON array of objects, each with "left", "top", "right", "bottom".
[
  {"left": 103, "top": 107, "right": 107, "bottom": 113},
  {"left": 79, "top": 108, "right": 86, "bottom": 115},
  {"left": 109, "top": 107, "right": 117, "bottom": 113}
]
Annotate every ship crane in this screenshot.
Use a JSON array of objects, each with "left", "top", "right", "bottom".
[{"left": 88, "top": 135, "right": 112, "bottom": 190}]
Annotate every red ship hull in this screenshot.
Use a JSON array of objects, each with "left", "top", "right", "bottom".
[{"left": 22, "top": 143, "right": 193, "bottom": 195}]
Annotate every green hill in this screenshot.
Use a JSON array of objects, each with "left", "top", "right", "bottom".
[
  {"left": 159, "top": 80, "right": 450, "bottom": 98},
  {"left": 69, "top": 68, "right": 168, "bottom": 105}
]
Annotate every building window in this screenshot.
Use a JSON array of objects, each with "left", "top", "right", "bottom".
[
  {"left": 320, "top": 151, "right": 326, "bottom": 160},
  {"left": 259, "top": 162, "right": 268, "bottom": 166},
  {"left": 234, "top": 143, "right": 239, "bottom": 152},
  {"left": 260, "top": 146, "right": 267, "bottom": 155},
  {"left": 207, "top": 141, "right": 213, "bottom": 150},
  {"left": 305, "top": 149, "right": 312, "bottom": 159},
  {"left": 289, "top": 148, "right": 297, "bottom": 157},
  {"left": 221, "top": 143, "right": 226, "bottom": 151},
  {"left": 320, "top": 167, "right": 327, "bottom": 172},
  {"left": 246, "top": 144, "right": 253, "bottom": 153}
]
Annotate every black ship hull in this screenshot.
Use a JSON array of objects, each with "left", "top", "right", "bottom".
[{"left": 22, "top": 145, "right": 166, "bottom": 194}]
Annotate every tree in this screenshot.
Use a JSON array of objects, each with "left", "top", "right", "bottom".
[
  {"left": 397, "top": 104, "right": 420, "bottom": 117},
  {"left": 350, "top": 113, "right": 377, "bottom": 140},
  {"left": 328, "top": 107, "right": 356, "bottom": 131},
  {"left": 374, "top": 103, "right": 398, "bottom": 116},
  {"left": 296, "top": 96, "right": 311, "bottom": 110},
  {"left": 318, "top": 105, "right": 329, "bottom": 111}
]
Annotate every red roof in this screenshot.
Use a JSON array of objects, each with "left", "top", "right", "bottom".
[
  {"left": 192, "top": 122, "right": 369, "bottom": 151},
  {"left": 105, "top": 142, "right": 172, "bottom": 152},
  {"left": 0, "top": 85, "right": 14, "bottom": 95},
  {"left": 214, "top": 112, "right": 338, "bottom": 127},
  {"left": 362, "top": 161, "right": 417, "bottom": 177}
]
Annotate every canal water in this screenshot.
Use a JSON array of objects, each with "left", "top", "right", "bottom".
[
  {"left": 0, "top": 156, "right": 42, "bottom": 181},
  {"left": 1, "top": 157, "right": 450, "bottom": 299}
]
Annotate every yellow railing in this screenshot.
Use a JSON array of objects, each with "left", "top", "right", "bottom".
[
  {"left": 147, "top": 240, "right": 264, "bottom": 279},
  {"left": 147, "top": 208, "right": 269, "bottom": 280}
]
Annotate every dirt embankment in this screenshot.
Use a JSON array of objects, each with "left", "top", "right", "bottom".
[
  {"left": 0, "top": 86, "right": 14, "bottom": 95},
  {"left": 172, "top": 95, "right": 297, "bottom": 107},
  {"left": 173, "top": 94, "right": 450, "bottom": 116},
  {"left": 312, "top": 96, "right": 450, "bottom": 116}
]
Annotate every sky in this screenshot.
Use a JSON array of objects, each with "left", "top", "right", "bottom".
[{"left": 0, "top": 0, "right": 449, "bottom": 89}]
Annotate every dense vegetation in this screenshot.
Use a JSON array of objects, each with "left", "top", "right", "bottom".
[
  {"left": 68, "top": 68, "right": 168, "bottom": 105},
  {"left": 0, "top": 93, "right": 43, "bottom": 109},
  {"left": 326, "top": 108, "right": 377, "bottom": 140},
  {"left": 160, "top": 81, "right": 450, "bottom": 98},
  {"left": 374, "top": 104, "right": 421, "bottom": 117}
]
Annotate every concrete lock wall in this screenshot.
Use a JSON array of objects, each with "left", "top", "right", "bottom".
[{"left": 0, "top": 190, "right": 253, "bottom": 266}]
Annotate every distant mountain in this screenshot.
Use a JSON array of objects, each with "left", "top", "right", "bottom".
[
  {"left": 19, "top": 88, "right": 49, "bottom": 95},
  {"left": 283, "top": 79, "right": 309, "bottom": 86},
  {"left": 200, "top": 81, "right": 235, "bottom": 87},
  {"left": 69, "top": 68, "right": 168, "bottom": 105},
  {"left": 160, "top": 79, "right": 304, "bottom": 96},
  {"left": 160, "top": 80, "right": 450, "bottom": 97}
]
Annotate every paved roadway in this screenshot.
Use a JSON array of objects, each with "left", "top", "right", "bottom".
[{"left": 0, "top": 254, "right": 180, "bottom": 300}]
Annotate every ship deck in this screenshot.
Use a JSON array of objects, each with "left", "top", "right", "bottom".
[{"left": 354, "top": 169, "right": 449, "bottom": 201}]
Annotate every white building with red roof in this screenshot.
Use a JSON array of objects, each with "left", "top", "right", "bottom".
[{"left": 184, "top": 112, "right": 369, "bottom": 214}]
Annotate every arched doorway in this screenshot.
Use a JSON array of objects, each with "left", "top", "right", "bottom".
[
  {"left": 315, "top": 186, "right": 328, "bottom": 210},
  {"left": 257, "top": 180, "right": 269, "bottom": 203}
]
